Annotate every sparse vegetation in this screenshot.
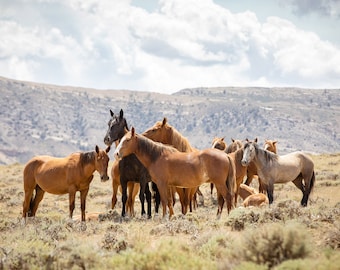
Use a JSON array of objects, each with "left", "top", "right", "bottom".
[{"left": 0, "top": 153, "right": 339, "bottom": 269}]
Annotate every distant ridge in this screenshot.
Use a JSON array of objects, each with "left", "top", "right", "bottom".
[{"left": 0, "top": 76, "right": 339, "bottom": 165}]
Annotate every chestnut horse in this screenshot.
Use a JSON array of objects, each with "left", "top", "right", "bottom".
[
  {"left": 143, "top": 117, "right": 203, "bottom": 214},
  {"left": 114, "top": 128, "right": 236, "bottom": 218},
  {"left": 22, "top": 145, "right": 110, "bottom": 222},
  {"left": 104, "top": 109, "right": 160, "bottom": 218},
  {"left": 241, "top": 139, "right": 315, "bottom": 206}
]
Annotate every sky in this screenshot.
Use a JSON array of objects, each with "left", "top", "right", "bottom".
[{"left": 1, "top": 0, "right": 340, "bottom": 94}]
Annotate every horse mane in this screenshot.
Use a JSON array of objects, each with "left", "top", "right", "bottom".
[
  {"left": 168, "top": 125, "right": 194, "bottom": 152},
  {"left": 137, "top": 134, "right": 179, "bottom": 162},
  {"left": 79, "top": 151, "right": 95, "bottom": 167},
  {"left": 253, "top": 143, "right": 278, "bottom": 163}
]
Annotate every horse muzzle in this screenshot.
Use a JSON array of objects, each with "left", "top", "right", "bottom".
[
  {"left": 101, "top": 175, "right": 110, "bottom": 182},
  {"left": 241, "top": 159, "right": 249, "bottom": 167}
]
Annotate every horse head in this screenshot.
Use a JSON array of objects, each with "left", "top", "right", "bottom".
[
  {"left": 104, "top": 109, "right": 129, "bottom": 146},
  {"left": 142, "top": 117, "right": 169, "bottom": 142},
  {"left": 94, "top": 145, "right": 111, "bottom": 182},
  {"left": 114, "top": 127, "right": 137, "bottom": 160},
  {"left": 211, "top": 137, "right": 227, "bottom": 151},
  {"left": 241, "top": 138, "right": 258, "bottom": 166}
]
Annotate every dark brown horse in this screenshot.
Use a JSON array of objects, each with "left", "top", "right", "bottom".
[
  {"left": 114, "top": 128, "right": 236, "bottom": 218},
  {"left": 142, "top": 117, "right": 203, "bottom": 214},
  {"left": 104, "top": 109, "right": 160, "bottom": 218},
  {"left": 23, "top": 145, "right": 110, "bottom": 222},
  {"left": 241, "top": 139, "right": 315, "bottom": 206}
]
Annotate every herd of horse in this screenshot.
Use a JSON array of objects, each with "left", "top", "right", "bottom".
[{"left": 22, "top": 109, "right": 316, "bottom": 222}]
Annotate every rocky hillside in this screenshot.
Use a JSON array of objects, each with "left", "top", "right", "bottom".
[{"left": 0, "top": 76, "right": 339, "bottom": 165}]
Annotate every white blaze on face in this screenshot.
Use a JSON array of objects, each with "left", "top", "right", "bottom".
[{"left": 113, "top": 136, "right": 127, "bottom": 160}]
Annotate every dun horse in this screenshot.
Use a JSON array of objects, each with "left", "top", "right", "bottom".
[
  {"left": 241, "top": 139, "right": 315, "bottom": 206},
  {"left": 22, "top": 145, "right": 110, "bottom": 222},
  {"left": 114, "top": 128, "right": 236, "bottom": 218}
]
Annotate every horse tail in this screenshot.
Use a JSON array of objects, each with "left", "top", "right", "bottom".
[
  {"left": 309, "top": 171, "right": 315, "bottom": 192},
  {"left": 226, "top": 155, "right": 236, "bottom": 208}
]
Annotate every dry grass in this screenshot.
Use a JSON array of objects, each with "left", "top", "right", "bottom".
[{"left": 0, "top": 154, "right": 340, "bottom": 269}]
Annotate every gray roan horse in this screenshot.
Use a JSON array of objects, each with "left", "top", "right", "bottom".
[{"left": 241, "top": 139, "right": 315, "bottom": 206}]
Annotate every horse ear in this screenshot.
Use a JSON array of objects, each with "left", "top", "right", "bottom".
[
  {"left": 162, "top": 117, "right": 167, "bottom": 126},
  {"left": 231, "top": 138, "right": 235, "bottom": 142},
  {"left": 110, "top": 110, "right": 114, "bottom": 117},
  {"left": 95, "top": 145, "right": 99, "bottom": 154},
  {"left": 254, "top": 138, "right": 258, "bottom": 143},
  {"left": 106, "top": 146, "right": 111, "bottom": 153},
  {"left": 245, "top": 138, "right": 249, "bottom": 142},
  {"left": 222, "top": 137, "right": 225, "bottom": 141},
  {"left": 273, "top": 140, "right": 277, "bottom": 145},
  {"left": 131, "top": 127, "right": 135, "bottom": 136},
  {"left": 119, "top": 109, "right": 124, "bottom": 119}
]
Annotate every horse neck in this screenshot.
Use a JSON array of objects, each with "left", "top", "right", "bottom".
[
  {"left": 133, "top": 135, "right": 158, "bottom": 169},
  {"left": 80, "top": 152, "right": 96, "bottom": 177},
  {"left": 170, "top": 127, "right": 194, "bottom": 152},
  {"left": 115, "top": 127, "right": 129, "bottom": 147},
  {"left": 253, "top": 147, "right": 275, "bottom": 171},
  {"left": 234, "top": 148, "right": 244, "bottom": 162}
]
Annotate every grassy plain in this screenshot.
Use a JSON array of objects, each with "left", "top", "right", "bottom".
[{"left": 0, "top": 153, "right": 339, "bottom": 269}]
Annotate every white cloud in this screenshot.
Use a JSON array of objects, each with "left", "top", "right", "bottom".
[{"left": 0, "top": 0, "right": 339, "bottom": 93}]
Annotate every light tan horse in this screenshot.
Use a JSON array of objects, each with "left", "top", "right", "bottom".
[
  {"left": 143, "top": 118, "right": 202, "bottom": 215},
  {"left": 211, "top": 137, "right": 228, "bottom": 151},
  {"left": 23, "top": 145, "right": 110, "bottom": 222},
  {"left": 244, "top": 139, "right": 278, "bottom": 193},
  {"left": 243, "top": 193, "right": 269, "bottom": 207},
  {"left": 114, "top": 128, "right": 236, "bottom": 218},
  {"left": 241, "top": 139, "right": 315, "bottom": 206}
]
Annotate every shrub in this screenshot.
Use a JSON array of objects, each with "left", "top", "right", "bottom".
[{"left": 235, "top": 222, "right": 310, "bottom": 268}]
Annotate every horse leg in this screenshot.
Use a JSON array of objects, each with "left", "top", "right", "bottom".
[
  {"left": 68, "top": 188, "right": 76, "bottom": 219},
  {"left": 266, "top": 183, "right": 274, "bottom": 204},
  {"left": 157, "top": 182, "right": 169, "bottom": 218},
  {"left": 145, "top": 183, "right": 152, "bottom": 218},
  {"left": 139, "top": 182, "right": 146, "bottom": 216},
  {"left": 80, "top": 189, "right": 89, "bottom": 222},
  {"left": 294, "top": 171, "right": 313, "bottom": 207},
  {"left": 126, "top": 182, "right": 134, "bottom": 216},
  {"left": 301, "top": 171, "right": 315, "bottom": 207},
  {"left": 111, "top": 181, "right": 119, "bottom": 209},
  {"left": 152, "top": 182, "right": 160, "bottom": 214},
  {"left": 258, "top": 178, "right": 266, "bottom": 194},
  {"left": 244, "top": 171, "right": 254, "bottom": 186},
  {"left": 120, "top": 179, "right": 128, "bottom": 217},
  {"left": 30, "top": 185, "right": 45, "bottom": 217},
  {"left": 166, "top": 186, "right": 175, "bottom": 218},
  {"left": 131, "top": 183, "right": 140, "bottom": 217},
  {"left": 23, "top": 186, "right": 35, "bottom": 219}
]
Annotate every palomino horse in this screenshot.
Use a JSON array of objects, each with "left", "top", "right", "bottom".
[
  {"left": 241, "top": 139, "right": 315, "bottom": 206},
  {"left": 143, "top": 117, "right": 203, "bottom": 214},
  {"left": 22, "top": 145, "right": 110, "bottom": 222},
  {"left": 114, "top": 128, "right": 236, "bottom": 218},
  {"left": 104, "top": 109, "right": 160, "bottom": 218},
  {"left": 211, "top": 137, "right": 228, "bottom": 151}
]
